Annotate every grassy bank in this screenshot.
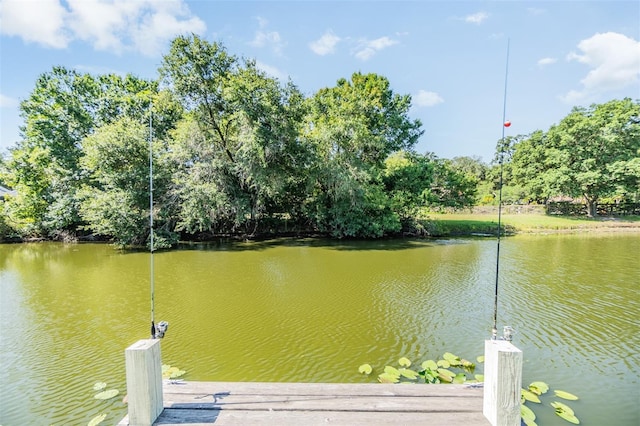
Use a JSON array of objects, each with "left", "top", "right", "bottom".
[{"left": 423, "top": 213, "right": 640, "bottom": 237}]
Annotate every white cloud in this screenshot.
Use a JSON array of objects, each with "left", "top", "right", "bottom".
[
  {"left": 414, "top": 90, "right": 444, "bottom": 107},
  {"left": 0, "top": 93, "right": 18, "bottom": 108},
  {"left": 309, "top": 30, "right": 341, "bottom": 56},
  {"left": 0, "top": 0, "right": 205, "bottom": 56},
  {"left": 255, "top": 60, "right": 288, "bottom": 81},
  {"left": 0, "top": 0, "right": 69, "bottom": 48},
  {"left": 561, "top": 32, "right": 640, "bottom": 102},
  {"left": 465, "top": 12, "right": 489, "bottom": 25},
  {"left": 354, "top": 36, "right": 397, "bottom": 61},
  {"left": 537, "top": 57, "right": 557, "bottom": 67},
  {"left": 249, "top": 17, "right": 285, "bottom": 55}
]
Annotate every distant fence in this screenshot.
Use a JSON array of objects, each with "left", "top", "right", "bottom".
[{"left": 546, "top": 202, "right": 640, "bottom": 216}]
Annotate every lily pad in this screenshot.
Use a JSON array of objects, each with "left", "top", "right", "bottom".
[
  {"left": 476, "top": 355, "right": 485, "bottom": 363},
  {"left": 443, "top": 352, "right": 461, "bottom": 366},
  {"left": 554, "top": 390, "right": 579, "bottom": 400},
  {"left": 421, "top": 360, "right": 438, "bottom": 371},
  {"left": 528, "top": 381, "right": 549, "bottom": 395},
  {"left": 358, "top": 364, "right": 373, "bottom": 375},
  {"left": 521, "top": 404, "right": 536, "bottom": 423},
  {"left": 94, "top": 389, "right": 119, "bottom": 400},
  {"left": 398, "top": 368, "right": 419, "bottom": 380},
  {"left": 436, "top": 359, "right": 450, "bottom": 368},
  {"left": 556, "top": 410, "right": 580, "bottom": 424},
  {"left": 551, "top": 401, "right": 575, "bottom": 416},
  {"left": 378, "top": 372, "right": 400, "bottom": 383},
  {"left": 474, "top": 374, "right": 484, "bottom": 382},
  {"left": 383, "top": 366, "right": 400, "bottom": 377},
  {"left": 521, "top": 389, "right": 541, "bottom": 403},
  {"left": 398, "top": 357, "right": 411, "bottom": 367},
  {"left": 453, "top": 373, "right": 467, "bottom": 384},
  {"left": 92, "top": 382, "right": 107, "bottom": 391},
  {"left": 88, "top": 413, "right": 107, "bottom": 426}
]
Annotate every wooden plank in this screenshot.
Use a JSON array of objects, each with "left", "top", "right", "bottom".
[
  {"left": 162, "top": 381, "right": 483, "bottom": 397},
  {"left": 154, "top": 408, "right": 487, "bottom": 425},
  {"left": 119, "top": 381, "right": 488, "bottom": 425}
]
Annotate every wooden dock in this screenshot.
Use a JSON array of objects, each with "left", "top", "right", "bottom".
[{"left": 119, "top": 380, "right": 488, "bottom": 425}]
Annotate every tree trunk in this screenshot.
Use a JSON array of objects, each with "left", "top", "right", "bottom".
[{"left": 585, "top": 196, "right": 598, "bottom": 217}]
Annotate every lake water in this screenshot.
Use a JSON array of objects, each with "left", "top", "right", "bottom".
[{"left": 0, "top": 234, "right": 638, "bottom": 425}]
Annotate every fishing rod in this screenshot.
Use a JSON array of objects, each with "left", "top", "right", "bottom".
[
  {"left": 149, "top": 105, "right": 168, "bottom": 340},
  {"left": 492, "top": 39, "right": 513, "bottom": 341}
]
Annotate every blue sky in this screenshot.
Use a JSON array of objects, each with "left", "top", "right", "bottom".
[{"left": 1, "top": 1, "right": 638, "bottom": 162}]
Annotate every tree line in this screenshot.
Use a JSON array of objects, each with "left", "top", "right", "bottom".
[{"left": 1, "top": 35, "right": 638, "bottom": 246}]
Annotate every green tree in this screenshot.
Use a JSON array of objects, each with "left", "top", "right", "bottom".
[
  {"left": 161, "top": 35, "right": 310, "bottom": 235},
  {"left": 425, "top": 157, "right": 478, "bottom": 210},
  {"left": 383, "top": 151, "right": 434, "bottom": 222},
  {"left": 544, "top": 98, "right": 639, "bottom": 216},
  {"left": 79, "top": 116, "right": 177, "bottom": 247},
  {"left": 3, "top": 67, "right": 159, "bottom": 237},
  {"left": 302, "top": 72, "right": 423, "bottom": 237}
]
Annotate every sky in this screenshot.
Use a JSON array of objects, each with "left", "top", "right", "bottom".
[{"left": 0, "top": 0, "right": 639, "bottom": 162}]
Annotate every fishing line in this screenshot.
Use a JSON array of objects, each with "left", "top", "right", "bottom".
[
  {"left": 149, "top": 107, "right": 156, "bottom": 339},
  {"left": 493, "top": 39, "right": 510, "bottom": 340}
]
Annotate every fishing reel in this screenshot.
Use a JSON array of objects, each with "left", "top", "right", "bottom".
[
  {"left": 491, "top": 325, "right": 515, "bottom": 342},
  {"left": 152, "top": 320, "right": 169, "bottom": 339}
]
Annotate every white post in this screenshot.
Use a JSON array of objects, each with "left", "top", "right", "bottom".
[
  {"left": 125, "top": 339, "right": 163, "bottom": 426},
  {"left": 483, "top": 339, "right": 522, "bottom": 426}
]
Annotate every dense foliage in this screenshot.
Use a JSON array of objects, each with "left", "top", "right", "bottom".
[
  {"left": 0, "top": 36, "right": 476, "bottom": 245},
  {"left": 1, "top": 35, "right": 638, "bottom": 244}
]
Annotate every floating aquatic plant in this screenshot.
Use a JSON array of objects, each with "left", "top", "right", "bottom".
[
  {"left": 554, "top": 390, "right": 579, "bottom": 401},
  {"left": 94, "top": 389, "right": 119, "bottom": 400},
  {"left": 358, "top": 364, "right": 372, "bottom": 374},
  {"left": 162, "top": 364, "right": 186, "bottom": 379},
  {"left": 551, "top": 401, "right": 580, "bottom": 424},
  {"left": 88, "top": 413, "right": 107, "bottom": 426},
  {"left": 92, "top": 382, "right": 107, "bottom": 391},
  {"left": 359, "top": 354, "right": 581, "bottom": 425}
]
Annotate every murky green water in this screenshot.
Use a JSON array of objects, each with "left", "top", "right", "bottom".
[{"left": 1, "top": 234, "right": 638, "bottom": 425}]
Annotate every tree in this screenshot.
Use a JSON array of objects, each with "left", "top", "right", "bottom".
[
  {"left": 302, "top": 72, "right": 423, "bottom": 237},
  {"left": 79, "top": 116, "right": 177, "bottom": 247},
  {"left": 425, "top": 157, "right": 478, "bottom": 210},
  {"left": 161, "top": 35, "right": 310, "bottom": 235},
  {"left": 2, "top": 67, "right": 159, "bottom": 237},
  {"left": 383, "top": 151, "right": 434, "bottom": 221},
  {"left": 544, "top": 98, "right": 639, "bottom": 216}
]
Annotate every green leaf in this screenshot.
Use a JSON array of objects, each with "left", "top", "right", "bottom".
[
  {"left": 476, "top": 355, "right": 485, "bottom": 363},
  {"left": 398, "top": 368, "right": 419, "bottom": 380},
  {"left": 521, "top": 389, "right": 541, "bottom": 403},
  {"left": 378, "top": 372, "right": 400, "bottom": 383},
  {"left": 555, "top": 410, "right": 580, "bottom": 424},
  {"left": 383, "top": 366, "right": 400, "bottom": 377},
  {"left": 436, "top": 359, "right": 450, "bottom": 368},
  {"left": 422, "top": 360, "right": 438, "bottom": 371},
  {"left": 443, "top": 352, "right": 461, "bottom": 366},
  {"left": 94, "top": 389, "right": 119, "bottom": 400},
  {"left": 92, "top": 382, "right": 107, "bottom": 391},
  {"left": 551, "top": 401, "right": 575, "bottom": 416},
  {"left": 453, "top": 373, "right": 466, "bottom": 384},
  {"left": 474, "top": 374, "right": 484, "bottom": 382},
  {"left": 88, "top": 413, "right": 107, "bottom": 426},
  {"left": 521, "top": 404, "right": 536, "bottom": 423},
  {"left": 554, "top": 390, "right": 579, "bottom": 400},
  {"left": 528, "top": 381, "right": 549, "bottom": 395},
  {"left": 358, "top": 364, "right": 373, "bottom": 375},
  {"left": 398, "top": 357, "right": 411, "bottom": 367}
]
